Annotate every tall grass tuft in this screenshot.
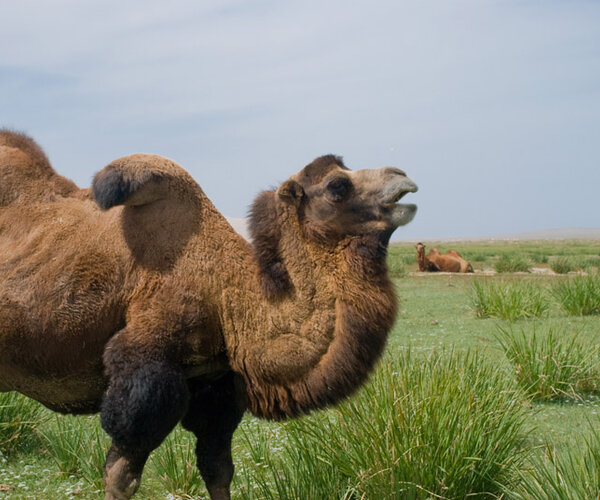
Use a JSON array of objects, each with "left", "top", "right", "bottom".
[
  {"left": 514, "top": 423, "right": 600, "bottom": 499},
  {"left": 530, "top": 252, "right": 549, "bottom": 265},
  {"left": 40, "top": 415, "right": 109, "bottom": 490},
  {"left": 578, "top": 255, "right": 600, "bottom": 273},
  {"left": 496, "top": 325, "right": 600, "bottom": 401},
  {"left": 401, "top": 254, "right": 417, "bottom": 265},
  {"left": 387, "top": 257, "right": 407, "bottom": 278},
  {"left": 471, "top": 280, "right": 549, "bottom": 321},
  {"left": 553, "top": 275, "right": 600, "bottom": 316},
  {"left": 464, "top": 252, "right": 488, "bottom": 263},
  {"left": 236, "top": 420, "right": 356, "bottom": 500},
  {"left": 549, "top": 257, "right": 575, "bottom": 274},
  {"left": 494, "top": 254, "right": 531, "bottom": 273},
  {"left": 239, "top": 350, "right": 530, "bottom": 500},
  {"left": 151, "top": 427, "right": 205, "bottom": 498},
  {"left": 0, "top": 392, "right": 44, "bottom": 454}
]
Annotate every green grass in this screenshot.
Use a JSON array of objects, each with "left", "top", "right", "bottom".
[
  {"left": 150, "top": 427, "right": 205, "bottom": 498},
  {"left": 387, "top": 239, "right": 600, "bottom": 274},
  {"left": 387, "top": 257, "right": 407, "bottom": 278},
  {"left": 0, "top": 392, "right": 44, "bottom": 454},
  {"left": 530, "top": 252, "right": 549, "bottom": 264},
  {"left": 578, "top": 255, "right": 600, "bottom": 272},
  {"left": 494, "top": 254, "right": 532, "bottom": 273},
  {"left": 553, "top": 275, "right": 600, "bottom": 315},
  {"left": 238, "top": 350, "right": 529, "bottom": 500},
  {"left": 2, "top": 239, "right": 600, "bottom": 498},
  {"left": 513, "top": 422, "right": 600, "bottom": 500},
  {"left": 39, "top": 414, "right": 110, "bottom": 490},
  {"left": 496, "top": 325, "right": 600, "bottom": 401},
  {"left": 471, "top": 279, "right": 549, "bottom": 321},
  {"left": 549, "top": 256, "right": 575, "bottom": 274}
]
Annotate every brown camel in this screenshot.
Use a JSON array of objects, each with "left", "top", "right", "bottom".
[
  {"left": 415, "top": 242, "right": 436, "bottom": 271},
  {"left": 415, "top": 242, "right": 473, "bottom": 273},
  {"left": 0, "top": 130, "right": 418, "bottom": 500}
]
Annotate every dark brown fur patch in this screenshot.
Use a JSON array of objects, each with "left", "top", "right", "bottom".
[
  {"left": 248, "top": 191, "right": 293, "bottom": 299},
  {"left": 296, "top": 155, "right": 346, "bottom": 187},
  {"left": 92, "top": 164, "right": 158, "bottom": 210}
]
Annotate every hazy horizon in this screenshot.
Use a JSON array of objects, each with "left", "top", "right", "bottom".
[{"left": 2, "top": 1, "right": 598, "bottom": 240}]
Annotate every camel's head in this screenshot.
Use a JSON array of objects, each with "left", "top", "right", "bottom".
[
  {"left": 277, "top": 155, "right": 417, "bottom": 243},
  {"left": 250, "top": 155, "right": 418, "bottom": 298}
]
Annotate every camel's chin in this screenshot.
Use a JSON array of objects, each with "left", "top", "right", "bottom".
[{"left": 389, "top": 203, "right": 417, "bottom": 229}]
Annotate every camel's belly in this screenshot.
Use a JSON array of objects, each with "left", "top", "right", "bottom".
[
  {"left": 0, "top": 365, "right": 106, "bottom": 414},
  {"left": 0, "top": 294, "right": 117, "bottom": 413}
]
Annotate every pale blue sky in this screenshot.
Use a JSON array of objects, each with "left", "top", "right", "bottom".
[{"left": 2, "top": 0, "right": 599, "bottom": 239}]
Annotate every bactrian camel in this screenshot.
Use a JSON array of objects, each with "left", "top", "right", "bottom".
[
  {"left": 415, "top": 242, "right": 473, "bottom": 273},
  {"left": 0, "top": 130, "right": 418, "bottom": 499}
]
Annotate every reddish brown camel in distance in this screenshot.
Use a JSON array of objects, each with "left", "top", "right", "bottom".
[
  {"left": 0, "top": 130, "right": 418, "bottom": 500},
  {"left": 415, "top": 242, "right": 473, "bottom": 273}
]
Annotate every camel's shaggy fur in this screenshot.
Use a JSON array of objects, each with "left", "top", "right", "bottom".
[
  {"left": 0, "top": 131, "right": 418, "bottom": 499},
  {"left": 416, "top": 242, "right": 473, "bottom": 273}
]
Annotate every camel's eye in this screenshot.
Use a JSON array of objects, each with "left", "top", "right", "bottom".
[{"left": 325, "top": 177, "right": 352, "bottom": 202}]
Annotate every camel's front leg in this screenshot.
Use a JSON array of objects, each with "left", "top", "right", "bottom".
[
  {"left": 181, "top": 372, "right": 245, "bottom": 500},
  {"left": 100, "top": 333, "right": 190, "bottom": 499}
]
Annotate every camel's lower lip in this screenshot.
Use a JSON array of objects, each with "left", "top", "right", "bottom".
[
  {"left": 389, "top": 203, "right": 418, "bottom": 228},
  {"left": 396, "top": 202, "right": 417, "bottom": 212}
]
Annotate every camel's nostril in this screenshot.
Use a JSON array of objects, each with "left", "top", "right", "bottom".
[{"left": 384, "top": 167, "right": 406, "bottom": 177}]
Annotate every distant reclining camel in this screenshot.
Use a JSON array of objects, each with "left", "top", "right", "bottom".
[{"left": 416, "top": 242, "right": 473, "bottom": 273}]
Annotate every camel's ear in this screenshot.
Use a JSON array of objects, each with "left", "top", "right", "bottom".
[
  {"left": 277, "top": 179, "right": 304, "bottom": 206},
  {"left": 249, "top": 191, "right": 293, "bottom": 300}
]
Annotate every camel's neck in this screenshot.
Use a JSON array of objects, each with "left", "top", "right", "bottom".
[
  {"left": 223, "top": 218, "right": 397, "bottom": 419},
  {"left": 416, "top": 248, "right": 427, "bottom": 271}
]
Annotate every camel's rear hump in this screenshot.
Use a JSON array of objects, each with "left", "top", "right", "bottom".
[
  {"left": 0, "top": 130, "right": 52, "bottom": 168},
  {"left": 0, "top": 130, "right": 78, "bottom": 206}
]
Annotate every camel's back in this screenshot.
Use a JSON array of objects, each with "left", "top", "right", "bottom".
[{"left": 0, "top": 130, "right": 79, "bottom": 206}]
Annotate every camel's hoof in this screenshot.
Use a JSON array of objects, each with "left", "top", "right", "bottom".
[{"left": 104, "top": 457, "right": 140, "bottom": 500}]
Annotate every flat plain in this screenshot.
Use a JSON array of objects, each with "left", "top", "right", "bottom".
[{"left": 1, "top": 239, "right": 599, "bottom": 499}]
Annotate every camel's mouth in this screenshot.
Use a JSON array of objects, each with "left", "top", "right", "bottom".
[
  {"left": 381, "top": 176, "right": 418, "bottom": 228},
  {"left": 386, "top": 190, "right": 411, "bottom": 204},
  {"left": 380, "top": 174, "right": 418, "bottom": 207}
]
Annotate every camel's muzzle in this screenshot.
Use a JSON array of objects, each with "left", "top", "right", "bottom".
[{"left": 380, "top": 170, "right": 418, "bottom": 228}]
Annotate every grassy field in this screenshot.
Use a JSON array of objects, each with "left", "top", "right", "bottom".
[{"left": 1, "top": 240, "right": 599, "bottom": 499}]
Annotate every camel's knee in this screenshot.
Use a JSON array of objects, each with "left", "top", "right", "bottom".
[{"left": 100, "top": 360, "right": 189, "bottom": 452}]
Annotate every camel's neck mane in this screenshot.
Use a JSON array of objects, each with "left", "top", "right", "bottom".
[
  {"left": 416, "top": 245, "right": 427, "bottom": 271},
  {"left": 229, "top": 195, "right": 397, "bottom": 419}
]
